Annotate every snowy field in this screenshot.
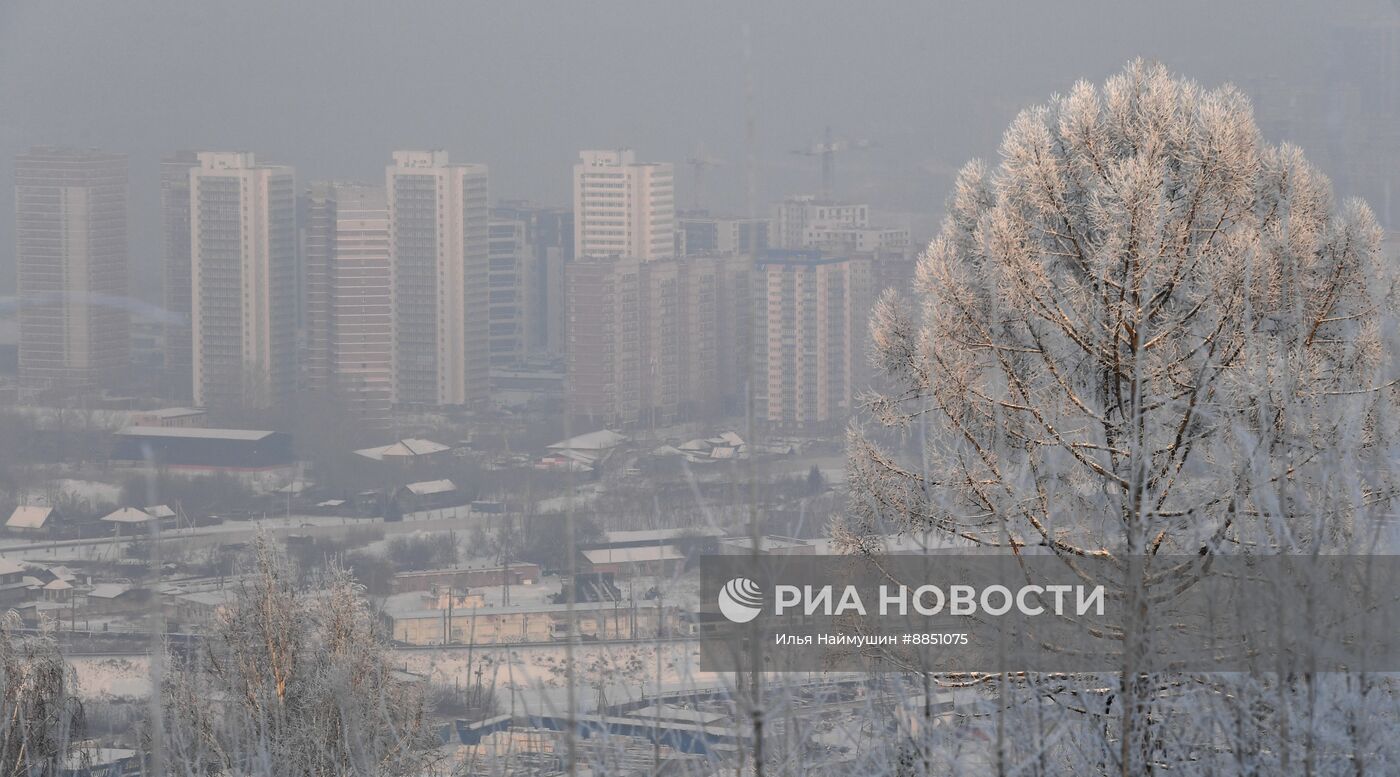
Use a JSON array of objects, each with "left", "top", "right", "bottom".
[{"left": 68, "top": 640, "right": 725, "bottom": 715}]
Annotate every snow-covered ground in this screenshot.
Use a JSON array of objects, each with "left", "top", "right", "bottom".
[
  {"left": 70, "top": 656, "right": 153, "bottom": 701},
  {"left": 535, "top": 486, "right": 603, "bottom": 514},
  {"left": 0, "top": 509, "right": 498, "bottom": 565},
  {"left": 66, "top": 640, "right": 723, "bottom": 716}
]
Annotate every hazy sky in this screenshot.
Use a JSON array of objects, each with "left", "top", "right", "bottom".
[{"left": 1, "top": 0, "right": 1392, "bottom": 298}]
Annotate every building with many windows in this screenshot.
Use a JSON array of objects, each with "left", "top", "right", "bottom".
[
  {"left": 487, "top": 219, "right": 530, "bottom": 367},
  {"left": 676, "top": 212, "right": 769, "bottom": 256},
  {"left": 566, "top": 252, "right": 751, "bottom": 427},
  {"left": 771, "top": 195, "right": 908, "bottom": 253},
  {"left": 573, "top": 149, "right": 674, "bottom": 262},
  {"left": 566, "top": 254, "right": 641, "bottom": 425},
  {"left": 13, "top": 147, "right": 129, "bottom": 395},
  {"left": 386, "top": 151, "right": 489, "bottom": 408},
  {"left": 304, "top": 182, "right": 392, "bottom": 424},
  {"left": 772, "top": 196, "right": 866, "bottom": 248},
  {"left": 752, "top": 249, "right": 873, "bottom": 430},
  {"left": 302, "top": 184, "right": 335, "bottom": 392},
  {"left": 189, "top": 152, "right": 297, "bottom": 411},
  {"left": 492, "top": 200, "right": 572, "bottom": 358}
]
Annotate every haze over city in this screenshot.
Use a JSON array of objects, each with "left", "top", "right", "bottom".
[
  {"left": 3, "top": 0, "right": 1397, "bottom": 296},
  {"left": 1, "top": 3, "right": 1399, "bottom": 776}
]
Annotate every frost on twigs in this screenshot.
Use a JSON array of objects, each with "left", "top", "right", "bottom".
[
  {"left": 1, "top": 610, "right": 83, "bottom": 775},
  {"left": 848, "top": 59, "right": 1397, "bottom": 558},
  {"left": 844, "top": 60, "right": 1400, "bottom": 777},
  {"left": 158, "top": 533, "right": 438, "bottom": 776}
]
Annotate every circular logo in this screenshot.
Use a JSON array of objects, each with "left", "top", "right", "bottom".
[{"left": 718, "top": 577, "right": 764, "bottom": 623}]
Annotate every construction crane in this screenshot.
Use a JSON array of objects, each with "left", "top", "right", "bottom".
[
  {"left": 791, "top": 126, "right": 876, "bottom": 200},
  {"left": 685, "top": 145, "right": 727, "bottom": 211}
]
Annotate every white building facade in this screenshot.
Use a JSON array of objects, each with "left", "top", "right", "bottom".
[
  {"left": 573, "top": 149, "right": 675, "bottom": 261},
  {"left": 386, "top": 150, "right": 489, "bottom": 407},
  {"left": 189, "top": 152, "right": 296, "bottom": 410}
]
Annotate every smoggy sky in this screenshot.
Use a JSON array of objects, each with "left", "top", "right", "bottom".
[{"left": 2, "top": 0, "right": 1394, "bottom": 298}]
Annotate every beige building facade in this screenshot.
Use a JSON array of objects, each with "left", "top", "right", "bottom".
[
  {"left": 305, "top": 182, "right": 393, "bottom": 424},
  {"left": 753, "top": 249, "right": 873, "bottom": 429}
]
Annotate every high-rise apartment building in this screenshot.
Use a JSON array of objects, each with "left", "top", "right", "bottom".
[
  {"left": 573, "top": 150, "right": 675, "bottom": 262},
  {"left": 676, "top": 213, "right": 769, "bottom": 256},
  {"left": 642, "top": 252, "right": 754, "bottom": 421},
  {"left": 566, "top": 252, "right": 751, "bottom": 427},
  {"left": 302, "top": 187, "right": 334, "bottom": 392},
  {"left": 707, "top": 251, "right": 753, "bottom": 414},
  {"left": 640, "top": 258, "right": 681, "bottom": 421},
  {"left": 189, "top": 152, "right": 296, "bottom": 410},
  {"left": 772, "top": 195, "right": 909, "bottom": 253},
  {"left": 161, "top": 151, "right": 198, "bottom": 400},
  {"left": 566, "top": 254, "right": 641, "bottom": 425},
  {"left": 386, "top": 150, "right": 489, "bottom": 407},
  {"left": 487, "top": 219, "right": 530, "bottom": 367},
  {"left": 304, "top": 182, "right": 392, "bottom": 424},
  {"left": 773, "top": 196, "right": 866, "bottom": 248},
  {"left": 493, "top": 201, "right": 572, "bottom": 358},
  {"left": 753, "top": 249, "right": 873, "bottom": 430},
  {"left": 14, "top": 147, "right": 129, "bottom": 394}
]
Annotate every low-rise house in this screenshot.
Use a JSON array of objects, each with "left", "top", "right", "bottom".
[
  {"left": 79, "top": 583, "right": 149, "bottom": 616},
  {"left": 395, "top": 479, "right": 462, "bottom": 511},
  {"left": 540, "top": 429, "right": 627, "bottom": 472},
  {"left": 100, "top": 507, "right": 158, "bottom": 535},
  {"left": 354, "top": 438, "right": 451, "bottom": 463},
  {"left": 164, "top": 587, "right": 238, "bottom": 627},
  {"left": 145, "top": 504, "right": 178, "bottom": 523},
  {"left": 0, "top": 558, "right": 30, "bottom": 604},
  {"left": 5, "top": 505, "right": 63, "bottom": 537},
  {"left": 658, "top": 431, "right": 750, "bottom": 465},
  {"left": 43, "top": 578, "right": 74, "bottom": 603}
]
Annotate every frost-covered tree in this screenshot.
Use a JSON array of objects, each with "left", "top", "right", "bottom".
[
  {"left": 0, "top": 614, "right": 82, "bottom": 777},
  {"left": 846, "top": 60, "right": 1399, "bottom": 775},
  {"left": 160, "top": 535, "right": 437, "bottom": 776}
]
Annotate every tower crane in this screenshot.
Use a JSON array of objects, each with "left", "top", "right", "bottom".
[
  {"left": 685, "top": 146, "right": 727, "bottom": 212},
  {"left": 791, "top": 125, "right": 876, "bottom": 200}
]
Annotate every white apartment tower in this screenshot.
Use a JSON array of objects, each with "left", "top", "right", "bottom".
[
  {"left": 386, "top": 151, "right": 490, "bottom": 407},
  {"left": 189, "top": 152, "right": 296, "bottom": 410},
  {"left": 573, "top": 149, "right": 674, "bottom": 261}
]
